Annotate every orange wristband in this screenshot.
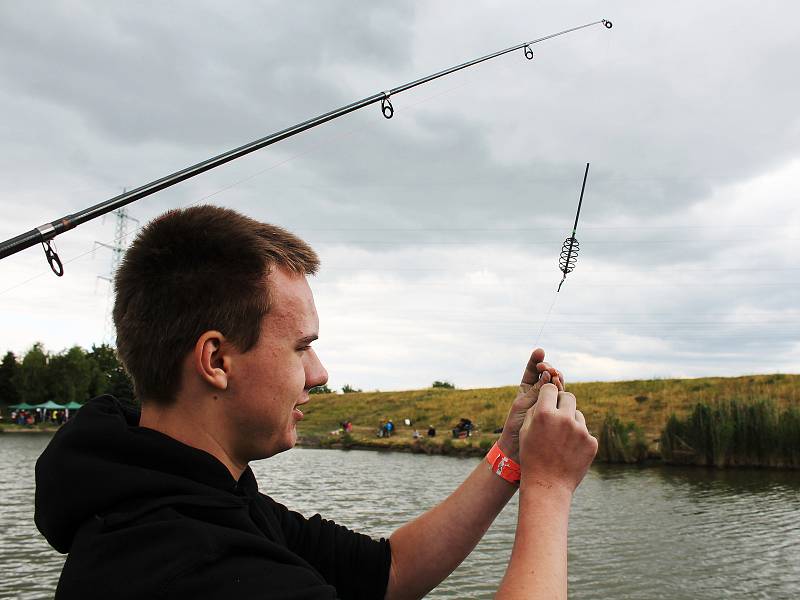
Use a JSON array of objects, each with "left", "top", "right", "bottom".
[{"left": 486, "top": 441, "right": 521, "bottom": 485}]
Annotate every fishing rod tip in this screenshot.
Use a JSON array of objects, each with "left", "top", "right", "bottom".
[{"left": 602, "top": 19, "right": 613, "bottom": 29}]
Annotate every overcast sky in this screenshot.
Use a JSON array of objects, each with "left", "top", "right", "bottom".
[{"left": 1, "top": 1, "right": 798, "bottom": 392}]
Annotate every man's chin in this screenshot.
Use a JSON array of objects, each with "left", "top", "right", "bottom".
[
  {"left": 255, "top": 429, "right": 298, "bottom": 460},
  {"left": 282, "top": 427, "right": 298, "bottom": 452}
]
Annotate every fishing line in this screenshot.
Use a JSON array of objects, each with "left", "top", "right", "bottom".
[
  {"left": 533, "top": 290, "right": 559, "bottom": 347},
  {"left": 0, "top": 18, "right": 613, "bottom": 275}
]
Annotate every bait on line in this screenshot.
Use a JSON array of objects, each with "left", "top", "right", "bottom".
[
  {"left": 557, "top": 162, "right": 591, "bottom": 292},
  {"left": 532, "top": 162, "right": 592, "bottom": 347},
  {"left": 0, "top": 18, "right": 612, "bottom": 277}
]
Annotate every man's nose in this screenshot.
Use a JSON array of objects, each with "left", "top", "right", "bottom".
[{"left": 306, "top": 349, "right": 328, "bottom": 389}]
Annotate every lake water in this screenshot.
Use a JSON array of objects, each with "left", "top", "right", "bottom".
[{"left": 2, "top": 433, "right": 799, "bottom": 599}]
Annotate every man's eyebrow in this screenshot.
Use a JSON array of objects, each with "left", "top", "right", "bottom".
[{"left": 297, "top": 334, "right": 318, "bottom": 345}]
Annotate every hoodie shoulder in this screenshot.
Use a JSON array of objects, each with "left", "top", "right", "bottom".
[
  {"left": 35, "top": 395, "right": 139, "bottom": 552},
  {"left": 35, "top": 395, "right": 238, "bottom": 553}
]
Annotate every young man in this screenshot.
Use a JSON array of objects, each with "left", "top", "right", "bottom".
[{"left": 35, "top": 205, "right": 597, "bottom": 599}]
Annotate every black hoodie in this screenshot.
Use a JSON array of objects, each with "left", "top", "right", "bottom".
[{"left": 35, "top": 396, "right": 391, "bottom": 599}]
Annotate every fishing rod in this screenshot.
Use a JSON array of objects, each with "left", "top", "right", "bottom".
[{"left": 0, "top": 18, "right": 612, "bottom": 276}]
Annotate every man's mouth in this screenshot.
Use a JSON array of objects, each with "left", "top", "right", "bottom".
[{"left": 293, "top": 399, "right": 309, "bottom": 420}]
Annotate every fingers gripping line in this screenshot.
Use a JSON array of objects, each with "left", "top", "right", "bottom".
[{"left": 521, "top": 349, "right": 564, "bottom": 389}]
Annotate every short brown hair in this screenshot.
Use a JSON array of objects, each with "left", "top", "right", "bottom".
[{"left": 113, "top": 205, "right": 319, "bottom": 404}]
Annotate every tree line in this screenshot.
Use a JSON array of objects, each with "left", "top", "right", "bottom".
[
  {"left": 0, "top": 343, "right": 134, "bottom": 406},
  {"left": 0, "top": 342, "right": 458, "bottom": 406}
]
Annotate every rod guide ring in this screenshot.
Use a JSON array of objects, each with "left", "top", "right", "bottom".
[
  {"left": 41, "top": 240, "right": 64, "bottom": 277},
  {"left": 523, "top": 44, "right": 534, "bottom": 60},
  {"left": 380, "top": 91, "right": 394, "bottom": 119}
]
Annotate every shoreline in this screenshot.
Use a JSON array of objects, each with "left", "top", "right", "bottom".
[
  {"left": 296, "top": 434, "right": 487, "bottom": 457},
  {"left": 3, "top": 426, "right": 796, "bottom": 471},
  {"left": 295, "top": 435, "right": 800, "bottom": 470},
  {"left": 0, "top": 426, "right": 60, "bottom": 434}
]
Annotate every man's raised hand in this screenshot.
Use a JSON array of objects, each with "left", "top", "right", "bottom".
[
  {"left": 519, "top": 383, "right": 598, "bottom": 494},
  {"left": 497, "top": 348, "right": 564, "bottom": 462},
  {"left": 495, "top": 384, "right": 596, "bottom": 599}
]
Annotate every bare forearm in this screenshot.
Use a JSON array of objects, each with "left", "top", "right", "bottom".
[
  {"left": 496, "top": 485, "right": 572, "bottom": 599},
  {"left": 385, "top": 460, "right": 517, "bottom": 600}
]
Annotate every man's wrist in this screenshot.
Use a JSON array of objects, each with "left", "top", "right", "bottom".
[
  {"left": 486, "top": 442, "right": 521, "bottom": 485},
  {"left": 496, "top": 435, "right": 519, "bottom": 463},
  {"left": 519, "top": 473, "right": 574, "bottom": 502}
]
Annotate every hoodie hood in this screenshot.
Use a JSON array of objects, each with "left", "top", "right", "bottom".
[{"left": 35, "top": 395, "right": 256, "bottom": 553}]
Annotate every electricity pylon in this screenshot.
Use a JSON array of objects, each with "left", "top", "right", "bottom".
[{"left": 94, "top": 206, "right": 139, "bottom": 345}]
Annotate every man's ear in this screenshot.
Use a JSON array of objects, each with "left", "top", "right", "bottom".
[{"left": 193, "top": 331, "right": 230, "bottom": 391}]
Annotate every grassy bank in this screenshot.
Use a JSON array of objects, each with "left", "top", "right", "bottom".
[
  {"left": 298, "top": 374, "right": 800, "bottom": 467},
  {"left": 4, "top": 374, "right": 797, "bottom": 467}
]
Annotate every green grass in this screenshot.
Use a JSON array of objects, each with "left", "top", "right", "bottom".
[
  {"left": 5, "top": 373, "right": 797, "bottom": 467},
  {"left": 298, "top": 374, "right": 800, "bottom": 465}
]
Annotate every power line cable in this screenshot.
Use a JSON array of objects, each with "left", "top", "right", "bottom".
[{"left": 0, "top": 78, "right": 476, "bottom": 297}]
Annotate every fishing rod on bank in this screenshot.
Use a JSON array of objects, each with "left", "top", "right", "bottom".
[{"left": 0, "top": 18, "right": 612, "bottom": 277}]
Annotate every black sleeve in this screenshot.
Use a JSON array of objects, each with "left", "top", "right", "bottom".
[
  {"left": 164, "top": 553, "right": 339, "bottom": 600},
  {"left": 262, "top": 495, "right": 392, "bottom": 600}
]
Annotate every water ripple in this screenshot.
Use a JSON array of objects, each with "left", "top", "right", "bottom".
[
  {"left": 2, "top": 436, "right": 799, "bottom": 599},
  {"left": 0, "top": 434, "right": 66, "bottom": 600}
]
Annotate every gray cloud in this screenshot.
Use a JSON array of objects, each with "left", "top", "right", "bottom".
[{"left": 0, "top": 0, "right": 798, "bottom": 388}]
